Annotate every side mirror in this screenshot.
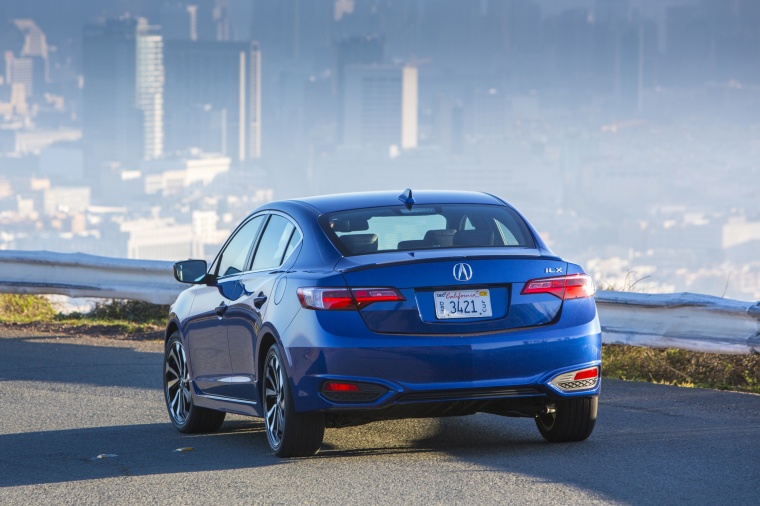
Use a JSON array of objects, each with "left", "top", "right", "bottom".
[{"left": 174, "top": 259, "right": 210, "bottom": 284}]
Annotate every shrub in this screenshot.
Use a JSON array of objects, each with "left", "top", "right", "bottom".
[
  {"left": 0, "top": 294, "right": 57, "bottom": 322},
  {"left": 86, "top": 299, "right": 169, "bottom": 324},
  {"left": 602, "top": 344, "right": 760, "bottom": 393}
]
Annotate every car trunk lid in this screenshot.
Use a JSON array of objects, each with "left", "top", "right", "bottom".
[{"left": 337, "top": 250, "right": 567, "bottom": 335}]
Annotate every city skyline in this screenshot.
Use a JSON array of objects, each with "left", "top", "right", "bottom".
[{"left": 0, "top": 0, "right": 759, "bottom": 301}]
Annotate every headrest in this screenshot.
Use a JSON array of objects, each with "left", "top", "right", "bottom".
[
  {"left": 423, "top": 229, "right": 457, "bottom": 247},
  {"left": 453, "top": 229, "right": 494, "bottom": 247},
  {"left": 339, "top": 233, "right": 379, "bottom": 254},
  {"left": 330, "top": 217, "right": 369, "bottom": 233}
]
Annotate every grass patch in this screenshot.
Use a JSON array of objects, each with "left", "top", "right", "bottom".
[
  {"left": 0, "top": 294, "right": 168, "bottom": 340},
  {"left": 0, "top": 294, "right": 57, "bottom": 322},
  {"left": 61, "top": 299, "right": 168, "bottom": 325},
  {"left": 603, "top": 344, "right": 760, "bottom": 394}
]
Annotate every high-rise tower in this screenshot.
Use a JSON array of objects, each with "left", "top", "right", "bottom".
[
  {"left": 164, "top": 40, "right": 261, "bottom": 161},
  {"left": 342, "top": 64, "right": 417, "bottom": 151},
  {"left": 82, "top": 18, "right": 142, "bottom": 185},
  {"left": 11, "top": 19, "right": 49, "bottom": 94},
  {"left": 136, "top": 19, "right": 164, "bottom": 160},
  {"left": 334, "top": 35, "right": 384, "bottom": 142}
]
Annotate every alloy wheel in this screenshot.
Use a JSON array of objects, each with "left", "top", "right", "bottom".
[
  {"left": 263, "top": 351, "right": 286, "bottom": 449},
  {"left": 165, "top": 340, "right": 191, "bottom": 425}
]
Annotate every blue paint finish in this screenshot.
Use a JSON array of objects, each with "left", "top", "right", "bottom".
[
  {"left": 280, "top": 297, "right": 600, "bottom": 412},
  {"left": 166, "top": 190, "right": 602, "bottom": 426}
]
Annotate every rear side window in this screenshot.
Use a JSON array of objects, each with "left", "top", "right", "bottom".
[
  {"left": 214, "top": 215, "right": 265, "bottom": 277},
  {"left": 283, "top": 228, "right": 302, "bottom": 262},
  {"left": 251, "top": 215, "right": 297, "bottom": 271},
  {"left": 320, "top": 204, "right": 535, "bottom": 256}
]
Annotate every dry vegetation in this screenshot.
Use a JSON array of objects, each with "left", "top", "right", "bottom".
[
  {"left": 0, "top": 293, "right": 167, "bottom": 340},
  {"left": 603, "top": 344, "right": 760, "bottom": 394}
]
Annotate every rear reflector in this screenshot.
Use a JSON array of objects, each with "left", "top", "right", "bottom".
[
  {"left": 521, "top": 274, "right": 596, "bottom": 300},
  {"left": 298, "top": 287, "right": 405, "bottom": 310},
  {"left": 320, "top": 381, "right": 388, "bottom": 403},
  {"left": 323, "top": 382, "right": 360, "bottom": 392},
  {"left": 573, "top": 368, "right": 599, "bottom": 381},
  {"left": 550, "top": 367, "right": 600, "bottom": 392}
]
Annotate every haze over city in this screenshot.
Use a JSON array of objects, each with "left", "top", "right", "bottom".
[{"left": 0, "top": 0, "right": 758, "bottom": 300}]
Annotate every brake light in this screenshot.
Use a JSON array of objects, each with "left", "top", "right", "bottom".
[
  {"left": 351, "top": 288, "right": 404, "bottom": 308},
  {"left": 521, "top": 274, "right": 595, "bottom": 300},
  {"left": 297, "top": 287, "right": 405, "bottom": 310}
]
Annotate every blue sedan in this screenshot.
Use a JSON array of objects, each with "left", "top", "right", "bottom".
[{"left": 165, "top": 190, "right": 601, "bottom": 457}]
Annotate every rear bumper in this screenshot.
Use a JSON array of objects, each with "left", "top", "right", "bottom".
[{"left": 282, "top": 299, "right": 602, "bottom": 415}]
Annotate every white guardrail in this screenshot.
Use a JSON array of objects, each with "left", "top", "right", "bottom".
[
  {"left": 0, "top": 250, "right": 182, "bottom": 306},
  {"left": 0, "top": 250, "right": 759, "bottom": 354}
]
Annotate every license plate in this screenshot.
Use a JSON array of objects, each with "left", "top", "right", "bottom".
[{"left": 434, "top": 289, "right": 492, "bottom": 319}]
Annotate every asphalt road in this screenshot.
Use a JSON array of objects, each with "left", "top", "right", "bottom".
[{"left": 1, "top": 328, "right": 759, "bottom": 505}]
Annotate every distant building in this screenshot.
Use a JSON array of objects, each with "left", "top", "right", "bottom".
[
  {"left": 164, "top": 40, "right": 261, "bottom": 162},
  {"left": 249, "top": 0, "right": 333, "bottom": 64},
  {"left": 192, "top": 209, "right": 229, "bottom": 253},
  {"left": 82, "top": 18, "right": 142, "bottom": 186},
  {"left": 0, "top": 81, "right": 29, "bottom": 117},
  {"left": 401, "top": 66, "right": 418, "bottom": 150},
  {"left": 160, "top": 0, "right": 216, "bottom": 41},
  {"left": 470, "top": 87, "right": 508, "bottom": 139},
  {"left": 614, "top": 20, "right": 656, "bottom": 116},
  {"left": 334, "top": 35, "right": 384, "bottom": 141},
  {"left": 13, "top": 19, "right": 47, "bottom": 55},
  {"left": 334, "top": 35, "right": 384, "bottom": 91},
  {"left": 12, "top": 128, "right": 81, "bottom": 155},
  {"left": 342, "top": 64, "right": 418, "bottom": 150},
  {"left": 615, "top": 26, "right": 643, "bottom": 116},
  {"left": 142, "top": 153, "right": 231, "bottom": 196},
  {"left": 119, "top": 218, "right": 202, "bottom": 260},
  {"left": 664, "top": 5, "right": 710, "bottom": 83},
  {"left": 4, "top": 52, "right": 34, "bottom": 98},
  {"left": 42, "top": 186, "right": 90, "bottom": 215},
  {"left": 4, "top": 19, "right": 49, "bottom": 96},
  {"left": 136, "top": 19, "right": 164, "bottom": 161}
]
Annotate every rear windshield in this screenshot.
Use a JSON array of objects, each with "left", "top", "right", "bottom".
[{"left": 319, "top": 204, "right": 536, "bottom": 256}]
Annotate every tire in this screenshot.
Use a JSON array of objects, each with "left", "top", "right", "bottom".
[
  {"left": 262, "top": 345, "right": 325, "bottom": 457},
  {"left": 164, "top": 332, "right": 226, "bottom": 433},
  {"left": 535, "top": 396, "right": 597, "bottom": 443}
]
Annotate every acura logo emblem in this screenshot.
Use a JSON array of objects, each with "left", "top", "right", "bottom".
[{"left": 452, "top": 263, "right": 473, "bottom": 282}]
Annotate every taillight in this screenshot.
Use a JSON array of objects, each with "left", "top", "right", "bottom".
[
  {"left": 297, "top": 287, "right": 405, "bottom": 310},
  {"left": 297, "top": 288, "right": 355, "bottom": 310},
  {"left": 351, "top": 288, "right": 404, "bottom": 308},
  {"left": 521, "top": 274, "right": 595, "bottom": 300}
]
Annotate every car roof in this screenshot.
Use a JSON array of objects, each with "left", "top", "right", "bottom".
[{"left": 284, "top": 190, "right": 505, "bottom": 214}]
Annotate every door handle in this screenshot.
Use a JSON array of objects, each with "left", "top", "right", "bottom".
[
  {"left": 215, "top": 301, "right": 228, "bottom": 318},
  {"left": 253, "top": 293, "right": 268, "bottom": 309}
]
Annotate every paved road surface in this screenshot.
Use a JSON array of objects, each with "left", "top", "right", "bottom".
[{"left": 1, "top": 328, "right": 759, "bottom": 505}]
